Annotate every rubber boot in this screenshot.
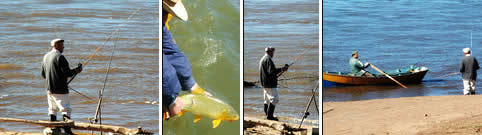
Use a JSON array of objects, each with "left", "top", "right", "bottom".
[
  {"left": 267, "top": 103, "right": 279, "bottom": 121},
  {"left": 49, "top": 114, "right": 56, "bottom": 121},
  {"left": 263, "top": 104, "right": 268, "bottom": 116},
  {"left": 63, "top": 114, "right": 74, "bottom": 135}
]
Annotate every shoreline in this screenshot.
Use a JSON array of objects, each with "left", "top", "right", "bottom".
[
  {"left": 323, "top": 95, "right": 482, "bottom": 135},
  {"left": 244, "top": 114, "right": 319, "bottom": 135}
]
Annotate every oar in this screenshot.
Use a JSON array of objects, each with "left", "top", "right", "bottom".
[{"left": 370, "top": 64, "right": 408, "bottom": 88}]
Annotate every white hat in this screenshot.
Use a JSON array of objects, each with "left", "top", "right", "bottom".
[
  {"left": 463, "top": 48, "right": 471, "bottom": 53},
  {"left": 265, "top": 46, "right": 275, "bottom": 52},
  {"left": 163, "top": 0, "right": 188, "bottom": 21},
  {"left": 50, "top": 38, "right": 64, "bottom": 47}
]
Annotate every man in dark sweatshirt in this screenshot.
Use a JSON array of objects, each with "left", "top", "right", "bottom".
[
  {"left": 41, "top": 38, "right": 82, "bottom": 134},
  {"left": 460, "top": 48, "right": 479, "bottom": 95},
  {"left": 259, "top": 46, "right": 288, "bottom": 121}
]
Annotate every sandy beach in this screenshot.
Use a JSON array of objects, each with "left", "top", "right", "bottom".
[
  {"left": 244, "top": 114, "right": 318, "bottom": 135},
  {"left": 323, "top": 95, "right": 482, "bottom": 135}
]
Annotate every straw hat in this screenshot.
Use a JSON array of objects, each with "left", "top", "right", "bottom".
[{"left": 163, "top": 0, "right": 188, "bottom": 21}]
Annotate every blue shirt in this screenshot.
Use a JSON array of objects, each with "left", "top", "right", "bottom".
[{"left": 162, "top": 25, "right": 196, "bottom": 107}]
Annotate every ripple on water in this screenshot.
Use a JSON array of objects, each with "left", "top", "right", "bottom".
[
  {"left": 0, "top": 0, "right": 159, "bottom": 132},
  {"left": 0, "top": 64, "right": 24, "bottom": 71},
  {"left": 200, "top": 38, "right": 224, "bottom": 67}
]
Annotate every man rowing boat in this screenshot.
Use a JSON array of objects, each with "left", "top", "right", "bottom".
[{"left": 349, "top": 51, "right": 374, "bottom": 77}]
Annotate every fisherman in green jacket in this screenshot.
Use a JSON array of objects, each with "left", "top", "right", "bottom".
[{"left": 349, "top": 51, "right": 374, "bottom": 77}]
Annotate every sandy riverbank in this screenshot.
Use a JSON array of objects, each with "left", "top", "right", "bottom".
[
  {"left": 0, "top": 131, "right": 93, "bottom": 135},
  {"left": 0, "top": 128, "right": 112, "bottom": 135},
  {"left": 323, "top": 95, "right": 482, "bottom": 135},
  {"left": 244, "top": 114, "right": 319, "bottom": 135}
]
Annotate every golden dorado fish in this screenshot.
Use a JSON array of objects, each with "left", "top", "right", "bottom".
[{"left": 178, "top": 94, "right": 239, "bottom": 128}]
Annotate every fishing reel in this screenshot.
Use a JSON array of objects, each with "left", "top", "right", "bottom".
[
  {"left": 283, "top": 64, "right": 289, "bottom": 71},
  {"left": 303, "top": 112, "right": 310, "bottom": 119},
  {"left": 88, "top": 117, "right": 98, "bottom": 123}
]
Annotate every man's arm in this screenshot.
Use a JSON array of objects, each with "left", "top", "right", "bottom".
[
  {"left": 267, "top": 59, "right": 282, "bottom": 75},
  {"left": 475, "top": 58, "right": 479, "bottom": 70},
  {"left": 460, "top": 60, "right": 465, "bottom": 73},
  {"left": 163, "top": 26, "right": 196, "bottom": 91},
  {"left": 362, "top": 62, "right": 370, "bottom": 69},
  {"left": 59, "top": 55, "right": 77, "bottom": 77},
  {"left": 162, "top": 54, "right": 181, "bottom": 106},
  {"left": 41, "top": 64, "right": 46, "bottom": 79},
  {"left": 354, "top": 60, "right": 364, "bottom": 69},
  {"left": 162, "top": 54, "right": 184, "bottom": 119}
]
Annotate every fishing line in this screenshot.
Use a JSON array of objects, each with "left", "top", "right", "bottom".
[
  {"left": 277, "top": 42, "right": 317, "bottom": 77},
  {"left": 435, "top": 32, "right": 474, "bottom": 79},
  {"left": 246, "top": 41, "right": 317, "bottom": 87},
  {"left": 278, "top": 73, "right": 318, "bottom": 89},
  {"left": 86, "top": 8, "right": 141, "bottom": 135},
  {"left": 63, "top": 9, "right": 141, "bottom": 122},
  {"left": 278, "top": 76, "right": 317, "bottom": 82},
  {"left": 92, "top": 28, "right": 121, "bottom": 135},
  {"left": 68, "top": 87, "right": 95, "bottom": 101},
  {"left": 67, "top": 8, "right": 141, "bottom": 85}
]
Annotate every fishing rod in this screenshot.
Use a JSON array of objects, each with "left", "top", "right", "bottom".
[
  {"left": 68, "top": 87, "right": 95, "bottom": 101},
  {"left": 89, "top": 30, "right": 120, "bottom": 135},
  {"left": 89, "top": 8, "right": 138, "bottom": 133},
  {"left": 277, "top": 43, "right": 317, "bottom": 77},
  {"left": 92, "top": 33, "right": 119, "bottom": 125},
  {"left": 244, "top": 43, "right": 316, "bottom": 86},
  {"left": 436, "top": 32, "right": 474, "bottom": 78},
  {"left": 67, "top": 8, "right": 141, "bottom": 85},
  {"left": 299, "top": 81, "right": 319, "bottom": 128},
  {"left": 64, "top": 8, "right": 140, "bottom": 109}
]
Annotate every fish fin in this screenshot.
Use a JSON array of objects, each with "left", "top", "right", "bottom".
[
  {"left": 212, "top": 119, "right": 222, "bottom": 128},
  {"left": 163, "top": 112, "right": 167, "bottom": 120},
  {"left": 194, "top": 115, "right": 202, "bottom": 123},
  {"left": 191, "top": 84, "right": 205, "bottom": 95},
  {"left": 177, "top": 110, "right": 185, "bottom": 117}
]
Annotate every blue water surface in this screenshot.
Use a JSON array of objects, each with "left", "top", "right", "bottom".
[{"left": 323, "top": 0, "right": 482, "bottom": 102}]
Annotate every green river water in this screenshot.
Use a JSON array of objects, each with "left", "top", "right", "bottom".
[{"left": 161, "top": 0, "right": 240, "bottom": 134}]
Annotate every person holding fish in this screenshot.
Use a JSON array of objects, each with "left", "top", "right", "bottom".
[
  {"left": 259, "top": 47, "right": 289, "bottom": 121},
  {"left": 41, "top": 38, "right": 82, "bottom": 134},
  {"left": 162, "top": 0, "right": 211, "bottom": 119}
]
